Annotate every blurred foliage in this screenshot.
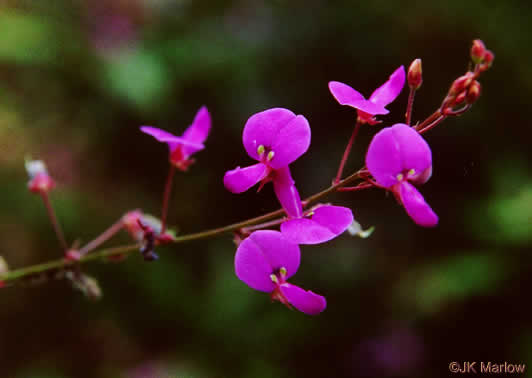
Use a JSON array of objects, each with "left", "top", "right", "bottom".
[{"left": 0, "top": 1, "right": 530, "bottom": 377}]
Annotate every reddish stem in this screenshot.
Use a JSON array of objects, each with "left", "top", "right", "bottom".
[
  {"left": 418, "top": 115, "right": 447, "bottom": 134},
  {"left": 405, "top": 87, "right": 416, "bottom": 125},
  {"left": 334, "top": 121, "right": 362, "bottom": 184},
  {"left": 40, "top": 192, "right": 68, "bottom": 251},
  {"left": 78, "top": 219, "right": 124, "bottom": 256},
  {"left": 337, "top": 182, "right": 374, "bottom": 192},
  {"left": 160, "top": 165, "right": 176, "bottom": 234},
  {"left": 241, "top": 217, "right": 286, "bottom": 233}
]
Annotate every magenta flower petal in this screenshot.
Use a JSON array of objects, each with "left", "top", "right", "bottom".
[
  {"left": 279, "top": 283, "right": 326, "bottom": 315},
  {"left": 235, "top": 230, "right": 300, "bottom": 292},
  {"left": 368, "top": 65, "right": 405, "bottom": 107},
  {"left": 365, "top": 126, "right": 402, "bottom": 187},
  {"left": 242, "top": 108, "right": 298, "bottom": 161},
  {"left": 140, "top": 126, "right": 177, "bottom": 141},
  {"left": 397, "top": 181, "right": 438, "bottom": 227},
  {"left": 268, "top": 115, "right": 311, "bottom": 169},
  {"left": 328, "top": 81, "right": 388, "bottom": 115},
  {"left": 390, "top": 124, "right": 432, "bottom": 182},
  {"left": 272, "top": 167, "right": 303, "bottom": 218},
  {"left": 242, "top": 108, "right": 310, "bottom": 168},
  {"left": 223, "top": 163, "right": 268, "bottom": 193},
  {"left": 181, "top": 106, "right": 211, "bottom": 155},
  {"left": 140, "top": 126, "right": 205, "bottom": 154},
  {"left": 281, "top": 205, "right": 354, "bottom": 244}
]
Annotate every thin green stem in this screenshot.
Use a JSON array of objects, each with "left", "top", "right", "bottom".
[{"left": 2, "top": 168, "right": 365, "bottom": 285}]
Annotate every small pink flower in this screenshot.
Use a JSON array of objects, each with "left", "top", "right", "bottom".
[
  {"left": 25, "top": 160, "right": 55, "bottom": 194},
  {"left": 366, "top": 124, "right": 438, "bottom": 227},
  {"left": 224, "top": 108, "right": 353, "bottom": 244},
  {"left": 235, "top": 230, "right": 326, "bottom": 315},
  {"left": 223, "top": 108, "right": 311, "bottom": 194},
  {"left": 329, "top": 66, "right": 405, "bottom": 124},
  {"left": 140, "top": 106, "right": 211, "bottom": 171}
]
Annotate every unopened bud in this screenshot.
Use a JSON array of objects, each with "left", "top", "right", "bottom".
[
  {"left": 25, "top": 159, "right": 55, "bottom": 194},
  {"left": 466, "top": 80, "right": 481, "bottom": 104},
  {"left": 483, "top": 50, "right": 494, "bottom": 66},
  {"left": 407, "top": 58, "right": 423, "bottom": 90},
  {"left": 449, "top": 72, "right": 474, "bottom": 96},
  {"left": 471, "top": 39, "right": 486, "bottom": 64},
  {"left": 454, "top": 91, "right": 467, "bottom": 106},
  {"left": 65, "top": 249, "right": 82, "bottom": 261}
]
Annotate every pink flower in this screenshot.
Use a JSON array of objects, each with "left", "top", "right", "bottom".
[
  {"left": 224, "top": 108, "right": 353, "bottom": 244},
  {"left": 235, "top": 230, "right": 326, "bottom": 315},
  {"left": 366, "top": 124, "right": 438, "bottom": 227},
  {"left": 140, "top": 106, "right": 211, "bottom": 171},
  {"left": 329, "top": 66, "right": 405, "bottom": 124},
  {"left": 223, "top": 108, "right": 311, "bottom": 194}
]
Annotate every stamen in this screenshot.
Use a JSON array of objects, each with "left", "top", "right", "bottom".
[
  {"left": 408, "top": 168, "right": 416, "bottom": 176},
  {"left": 270, "top": 274, "right": 278, "bottom": 284},
  {"left": 257, "top": 145, "right": 265, "bottom": 156},
  {"left": 279, "top": 267, "right": 287, "bottom": 278},
  {"left": 396, "top": 173, "right": 404, "bottom": 181},
  {"left": 267, "top": 150, "right": 275, "bottom": 161}
]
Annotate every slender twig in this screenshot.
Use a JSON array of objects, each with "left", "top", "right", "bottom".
[
  {"left": 241, "top": 217, "right": 286, "bottom": 233},
  {"left": 414, "top": 110, "right": 441, "bottom": 132},
  {"left": 40, "top": 192, "right": 68, "bottom": 252},
  {"left": 334, "top": 121, "right": 361, "bottom": 184},
  {"left": 337, "top": 182, "right": 374, "bottom": 192},
  {"left": 418, "top": 115, "right": 447, "bottom": 134},
  {"left": 405, "top": 87, "right": 416, "bottom": 125},
  {"left": 161, "top": 165, "right": 176, "bottom": 233},
  {"left": 78, "top": 219, "right": 124, "bottom": 256},
  {"left": 2, "top": 168, "right": 366, "bottom": 285}
]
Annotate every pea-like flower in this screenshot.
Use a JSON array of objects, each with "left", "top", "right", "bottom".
[
  {"left": 366, "top": 123, "right": 438, "bottom": 227},
  {"left": 234, "top": 230, "right": 326, "bottom": 315},
  {"left": 140, "top": 106, "right": 211, "bottom": 171},
  {"left": 329, "top": 66, "right": 405, "bottom": 124},
  {"left": 224, "top": 108, "right": 353, "bottom": 244},
  {"left": 223, "top": 108, "right": 311, "bottom": 194}
]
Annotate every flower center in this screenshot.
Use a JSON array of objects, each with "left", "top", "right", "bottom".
[
  {"left": 396, "top": 169, "right": 416, "bottom": 182},
  {"left": 257, "top": 145, "right": 275, "bottom": 163}
]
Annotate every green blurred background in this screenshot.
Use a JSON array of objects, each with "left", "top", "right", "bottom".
[{"left": 0, "top": 1, "right": 530, "bottom": 377}]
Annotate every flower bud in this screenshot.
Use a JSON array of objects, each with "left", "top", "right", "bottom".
[
  {"left": 449, "top": 72, "right": 474, "bottom": 96},
  {"left": 483, "top": 50, "right": 494, "bottom": 66},
  {"left": 25, "top": 159, "right": 55, "bottom": 194},
  {"left": 454, "top": 91, "right": 467, "bottom": 106},
  {"left": 466, "top": 80, "right": 481, "bottom": 104},
  {"left": 471, "top": 39, "right": 486, "bottom": 64},
  {"left": 65, "top": 249, "right": 82, "bottom": 261},
  {"left": 407, "top": 59, "right": 423, "bottom": 90}
]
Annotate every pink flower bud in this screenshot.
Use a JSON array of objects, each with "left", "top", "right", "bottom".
[
  {"left": 449, "top": 72, "right": 474, "bottom": 96},
  {"left": 454, "top": 91, "right": 467, "bottom": 106},
  {"left": 407, "top": 59, "right": 423, "bottom": 90},
  {"left": 471, "top": 39, "right": 486, "bottom": 64},
  {"left": 25, "top": 160, "right": 55, "bottom": 194},
  {"left": 65, "top": 249, "right": 82, "bottom": 261},
  {"left": 483, "top": 50, "right": 494, "bottom": 66},
  {"left": 466, "top": 80, "right": 481, "bottom": 104}
]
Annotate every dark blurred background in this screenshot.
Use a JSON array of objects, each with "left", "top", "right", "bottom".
[{"left": 0, "top": 1, "right": 530, "bottom": 377}]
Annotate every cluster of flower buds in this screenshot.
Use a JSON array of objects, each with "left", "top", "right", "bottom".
[{"left": 441, "top": 40, "right": 493, "bottom": 114}]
